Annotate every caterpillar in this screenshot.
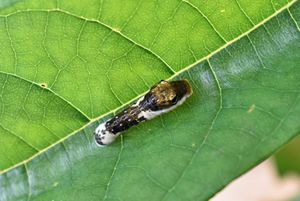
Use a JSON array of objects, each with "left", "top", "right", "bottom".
[{"left": 94, "top": 79, "right": 193, "bottom": 146}]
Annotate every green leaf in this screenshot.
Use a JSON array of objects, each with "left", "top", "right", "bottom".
[
  {"left": 275, "top": 135, "right": 300, "bottom": 174},
  {"left": 0, "top": 0, "right": 299, "bottom": 200}
]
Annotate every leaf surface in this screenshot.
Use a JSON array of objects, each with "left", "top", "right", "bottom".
[{"left": 0, "top": 0, "right": 299, "bottom": 200}]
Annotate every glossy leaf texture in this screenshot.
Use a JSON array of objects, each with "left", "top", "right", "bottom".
[{"left": 0, "top": 0, "right": 300, "bottom": 200}]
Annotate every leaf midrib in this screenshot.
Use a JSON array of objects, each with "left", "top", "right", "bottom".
[{"left": 0, "top": 0, "right": 297, "bottom": 175}]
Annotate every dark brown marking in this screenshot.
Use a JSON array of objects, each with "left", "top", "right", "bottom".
[
  {"left": 140, "top": 80, "right": 192, "bottom": 111},
  {"left": 105, "top": 106, "right": 145, "bottom": 134}
]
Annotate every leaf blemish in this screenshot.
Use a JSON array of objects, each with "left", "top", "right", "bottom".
[
  {"left": 247, "top": 104, "right": 256, "bottom": 113},
  {"left": 53, "top": 182, "right": 59, "bottom": 187},
  {"left": 112, "top": 27, "right": 121, "bottom": 33},
  {"left": 40, "top": 83, "right": 48, "bottom": 88}
]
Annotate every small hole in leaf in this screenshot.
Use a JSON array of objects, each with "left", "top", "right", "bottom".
[{"left": 40, "top": 83, "right": 48, "bottom": 88}]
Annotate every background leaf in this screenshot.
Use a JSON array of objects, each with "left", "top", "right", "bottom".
[
  {"left": 275, "top": 135, "right": 300, "bottom": 174},
  {"left": 0, "top": 0, "right": 299, "bottom": 200}
]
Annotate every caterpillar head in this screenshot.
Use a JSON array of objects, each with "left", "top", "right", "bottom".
[{"left": 149, "top": 79, "right": 193, "bottom": 110}]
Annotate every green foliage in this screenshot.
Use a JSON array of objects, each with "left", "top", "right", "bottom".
[
  {"left": 275, "top": 135, "right": 300, "bottom": 174},
  {"left": 0, "top": 0, "right": 299, "bottom": 200}
]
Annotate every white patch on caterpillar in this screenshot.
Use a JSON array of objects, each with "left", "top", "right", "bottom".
[
  {"left": 131, "top": 96, "right": 144, "bottom": 107},
  {"left": 95, "top": 122, "right": 118, "bottom": 146}
]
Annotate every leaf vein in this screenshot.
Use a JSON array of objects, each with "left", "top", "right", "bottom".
[
  {"left": 287, "top": 7, "right": 300, "bottom": 32},
  {"left": 103, "top": 136, "right": 124, "bottom": 201},
  {"left": 0, "top": 71, "right": 91, "bottom": 121},
  {"left": 159, "top": 59, "right": 223, "bottom": 200},
  {"left": 235, "top": 0, "right": 256, "bottom": 26},
  {"left": 4, "top": 17, "right": 17, "bottom": 73},
  {"left": 182, "top": 0, "right": 228, "bottom": 43},
  {"left": 0, "top": 123, "right": 39, "bottom": 152}
]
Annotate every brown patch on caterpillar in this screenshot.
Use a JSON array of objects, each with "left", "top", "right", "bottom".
[{"left": 147, "top": 80, "right": 193, "bottom": 111}]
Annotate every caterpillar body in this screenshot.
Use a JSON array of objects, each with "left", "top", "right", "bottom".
[{"left": 94, "top": 80, "right": 193, "bottom": 146}]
